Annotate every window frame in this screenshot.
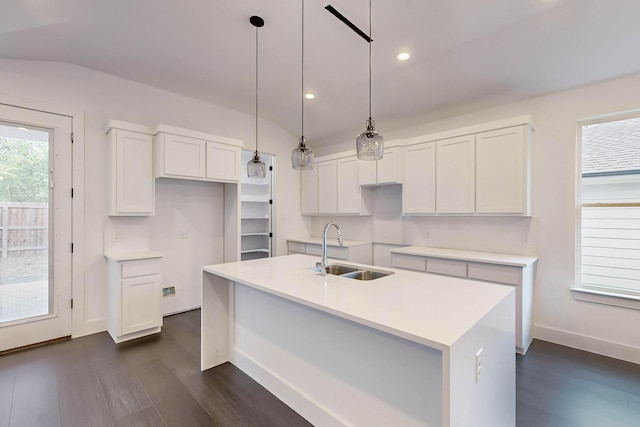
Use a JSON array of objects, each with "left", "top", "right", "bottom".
[{"left": 573, "top": 111, "right": 640, "bottom": 310}]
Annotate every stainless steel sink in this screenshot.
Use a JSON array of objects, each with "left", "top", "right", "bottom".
[
  {"left": 341, "top": 270, "right": 393, "bottom": 281},
  {"left": 325, "top": 264, "right": 359, "bottom": 275},
  {"left": 325, "top": 264, "right": 394, "bottom": 281}
]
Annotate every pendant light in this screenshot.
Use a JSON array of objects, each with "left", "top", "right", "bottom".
[
  {"left": 247, "top": 15, "right": 267, "bottom": 178},
  {"left": 291, "top": 0, "right": 314, "bottom": 170},
  {"left": 356, "top": 0, "right": 384, "bottom": 160}
]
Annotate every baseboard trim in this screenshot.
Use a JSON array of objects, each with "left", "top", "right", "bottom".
[
  {"left": 72, "top": 317, "right": 107, "bottom": 339},
  {"left": 534, "top": 324, "right": 640, "bottom": 364},
  {"left": 232, "top": 350, "right": 349, "bottom": 427}
]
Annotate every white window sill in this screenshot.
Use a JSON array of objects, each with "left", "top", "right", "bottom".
[{"left": 571, "top": 287, "right": 640, "bottom": 311}]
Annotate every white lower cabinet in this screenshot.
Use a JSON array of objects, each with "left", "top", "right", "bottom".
[
  {"left": 390, "top": 248, "right": 536, "bottom": 354},
  {"left": 106, "top": 254, "right": 163, "bottom": 343}
]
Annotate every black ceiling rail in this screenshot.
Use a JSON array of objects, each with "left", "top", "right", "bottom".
[{"left": 325, "top": 5, "right": 371, "bottom": 43}]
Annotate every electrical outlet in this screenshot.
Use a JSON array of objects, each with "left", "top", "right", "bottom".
[
  {"left": 475, "top": 348, "right": 483, "bottom": 384},
  {"left": 179, "top": 231, "right": 188, "bottom": 239},
  {"left": 425, "top": 230, "right": 430, "bottom": 239},
  {"left": 162, "top": 286, "right": 176, "bottom": 297},
  {"left": 112, "top": 232, "right": 120, "bottom": 242}
]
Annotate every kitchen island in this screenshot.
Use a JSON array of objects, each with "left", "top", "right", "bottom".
[{"left": 202, "top": 254, "right": 515, "bottom": 427}]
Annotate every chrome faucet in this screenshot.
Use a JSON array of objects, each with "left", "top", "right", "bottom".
[{"left": 316, "top": 221, "right": 343, "bottom": 275}]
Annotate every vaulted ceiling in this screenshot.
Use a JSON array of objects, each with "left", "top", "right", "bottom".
[{"left": 2, "top": 0, "right": 640, "bottom": 146}]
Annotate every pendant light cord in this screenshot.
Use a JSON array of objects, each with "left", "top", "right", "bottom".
[
  {"left": 368, "top": 0, "right": 372, "bottom": 120},
  {"left": 301, "top": 0, "right": 305, "bottom": 142},
  {"left": 255, "top": 24, "right": 259, "bottom": 155}
]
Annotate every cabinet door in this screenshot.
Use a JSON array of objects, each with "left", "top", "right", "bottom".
[
  {"left": 115, "top": 129, "right": 154, "bottom": 214},
  {"left": 121, "top": 274, "right": 162, "bottom": 335},
  {"left": 300, "top": 167, "right": 318, "bottom": 214},
  {"left": 317, "top": 161, "right": 337, "bottom": 214},
  {"left": 206, "top": 141, "right": 240, "bottom": 182},
  {"left": 402, "top": 143, "right": 436, "bottom": 214},
  {"left": 337, "top": 157, "right": 360, "bottom": 214},
  {"left": 476, "top": 126, "right": 526, "bottom": 214},
  {"left": 377, "top": 146, "right": 401, "bottom": 184},
  {"left": 162, "top": 134, "right": 206, "bottom": 178},
  {"left": 436, "top": 136, "right": 475, "bottom": 213},
  {"left": 358, "top": 158, "right": 377, "bottom": 186}
]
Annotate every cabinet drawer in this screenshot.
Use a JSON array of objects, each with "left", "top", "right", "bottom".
[
  {"left": 390, "top": 254, "right": 426, "bottom": 272},
  {"left": 427, "top": 258, "right": 467, "bottom": 278},
  {"left": 468, "top": 263, "right": 521, "bottom": 285},
  {"left": 121, "top": 258, "right": 160, "bottom": 278},
  {"left": 305, "top": 244, "right": 348, "bottom": 260},
  {"left": 288, "top": 242, "right": 306, "bottom": 254}
]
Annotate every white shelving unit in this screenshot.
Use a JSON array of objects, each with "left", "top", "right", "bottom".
[{"left": 240, "top": 150, "right": 274, "bottom": 261}]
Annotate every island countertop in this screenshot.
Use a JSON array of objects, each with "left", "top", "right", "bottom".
[{"left": 203, "top": 254, "right": 514, "bottom": 351}]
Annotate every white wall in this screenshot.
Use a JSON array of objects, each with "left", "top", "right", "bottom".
[
  {"left": 0, "top": 59, "right": 310, "bottom": 337},
  {"left": 313, "top": 72, "right": 640, "bottom": 363}
]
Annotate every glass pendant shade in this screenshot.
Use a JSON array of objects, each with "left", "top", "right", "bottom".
[
  {"left": 247, "top": 150, "right": 266, "bottom": 178},
  {"left": 356, "top": 118, "right": 384, "bottom": 160},
  {"left": 291, "top": 137, "right": 314, "bottom": 169}
]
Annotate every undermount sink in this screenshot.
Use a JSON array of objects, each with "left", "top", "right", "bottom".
[
  {"left": 341, "top": 270, "right": 392, "bottom": 281},
  {"left": 325, "top": 264, "right": 394, "bottom": 281},
  {"left": 325, "top": 264, "right": 359, "bottom": 275}
]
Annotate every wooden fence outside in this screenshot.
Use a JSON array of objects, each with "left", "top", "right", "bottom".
[{"left": 0, "top": 202, "right": 48, "bottom": 259}]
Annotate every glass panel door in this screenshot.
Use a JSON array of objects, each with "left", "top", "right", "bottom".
[
  {"left": 0, "top": 124, "right": 51, "bottom": 323},
  {"left": 0, "top": 104, "right": 72, "bottom": 352}
]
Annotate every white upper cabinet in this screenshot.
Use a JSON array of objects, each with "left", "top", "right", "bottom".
[
  {"left": 338, "top": 157, "right": 365, "bottom": 214},
  {"left": 154, "top": 125, "right": 242, "bottom": 183},
  {"left": 107, "top": 121, "right": 154, "bottom": 216},
  {"left": 300, "top": 167, "right": 318, "bottom": 215},
  {"left": 376, "top": 145, "right": 403, "bottom": 184},
  {"left": 358, "top": 143, "right": 403, "bottom": 186},
  {"left": 301, "top": 152, "right": 372, "bottom": 215},
  {"left": 206, "top": 141, "right": 240, "bottom": 182},
  {"left": 475, "top": 125, "right": 529, "bottom": 215},
  {"left": 436, "top": 135, "right": 476, "bottom": 214},
  {"left": 317, "top": 160, "right": 337, "bottom": 214},
  {"left": 402, "top": 142, "right": 436, "bottom": 214},
  {"left": 156, "top": 133, "right": 206, "bottom": 179}
]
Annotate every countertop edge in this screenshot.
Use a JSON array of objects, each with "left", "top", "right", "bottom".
[
  {"left": 390, "top": 246, "right": 538, "bottom": 267},
  {"left": 104, "top": 250, "right": 163, "bottom": 261}
]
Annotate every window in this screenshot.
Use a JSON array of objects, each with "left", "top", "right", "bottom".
[{"left": 573, "top": 114, "right": 640, "bottom": 308}]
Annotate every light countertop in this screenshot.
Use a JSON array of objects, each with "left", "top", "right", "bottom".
[
  {"left": 203, "top": 254, "right": 513, "bottom": 351},
  {"left": 287, "top": 237, "right": 371, "bottom": 247},
  {"left": 391, "top": 246, "right": 537, "bottom": 267},
  {"left": 104, "top": 250, "right": 163, "bottom": 262}
]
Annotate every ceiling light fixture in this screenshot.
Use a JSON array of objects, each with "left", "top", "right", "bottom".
[
  {"left": 396, "top": 52, "right": 410, "bottom": 61},
  {"left": 355, "top": 0, "right": 383, "bottom": 160},
  {"left": 291, "top": 0, "right": 314, "bottom": 170},
  {"left": 247, "top": 15, "right": 267, "bottom": 178}
]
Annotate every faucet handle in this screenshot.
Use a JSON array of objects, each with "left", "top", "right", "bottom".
[{"left": 315, "top": 261, "right": 323, "bottom": 270}]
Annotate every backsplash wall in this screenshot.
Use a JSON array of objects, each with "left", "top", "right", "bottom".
[{"left": 311, "top": 184, "right": 536, "bottom": 256}]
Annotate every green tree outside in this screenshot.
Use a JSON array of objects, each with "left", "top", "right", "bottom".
[{"left": 0, "top": 137, "right": 49, "bottom": 202}]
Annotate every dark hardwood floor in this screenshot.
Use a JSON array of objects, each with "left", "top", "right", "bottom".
[
  {"left": 516, "top": 340, "right": 640, "bottom": 427},
  {"left": 1, "top": 309, "right": 639, "bottom": 426}
]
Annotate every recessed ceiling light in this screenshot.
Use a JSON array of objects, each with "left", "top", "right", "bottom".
[
  {"left": 396, "top": 52, "right": 410, "bottom": 61},
  {"left": 304, "top": 93, "right": 315, "bottom": 100}
]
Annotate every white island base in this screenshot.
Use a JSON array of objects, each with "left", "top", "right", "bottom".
[{"left": 202, "top": 255, "right": 515, "bottom": 427}]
